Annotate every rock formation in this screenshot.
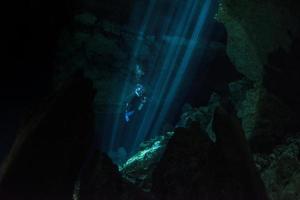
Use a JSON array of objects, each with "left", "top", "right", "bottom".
[
  {"left": 0, "top": 72, "right": 95, "bottom": 200},
  {"left": 79, "top": 150, "right": 155, "bottom": 200},
  {"left": 151, "top": 107, "right": 269, "bottom": 200}
]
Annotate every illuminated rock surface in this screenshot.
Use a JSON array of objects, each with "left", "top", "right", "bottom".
[{"left": 120, "top": 132, "right": 174, "bottom": 191}]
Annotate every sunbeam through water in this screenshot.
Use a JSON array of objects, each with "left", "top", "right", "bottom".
[{"left": 104, "top": 0, "right": 218, "bottom": 163}]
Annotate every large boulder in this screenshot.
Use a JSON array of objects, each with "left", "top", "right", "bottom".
[{"left": 152, "top": 107, "right": 269, "bottom": 200}]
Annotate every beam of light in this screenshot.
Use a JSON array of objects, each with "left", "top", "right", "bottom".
[
  {"left": 148, "top": 0, "right": 213, "bottom": 141},
  {"left": 107, "top": 0, "right": 181, "bottom": 153},
  {"left": 108, "top": 0, "right": 158, "bottom": 152},
  {"left": 106, "top": 0, "right": 217, "bottom": 159},
  {"left": 132, "top": 0, "right": 211, "bottom": 151},
  {"left": 132, "top": 0, "right": 201, "bottom": 152}
]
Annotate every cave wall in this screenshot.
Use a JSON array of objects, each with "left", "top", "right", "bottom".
[
  {"left": 216, "top": 0, "right": 300, "bottom": 82},
  {"left": 213, "top": 0, "right": 300, "bottom": 150},
  {"left": 0, "top": 72, "right": 95, "bottom": 200},
  {"left": 1, "top": 0, "right": 82, "bottom": 164},
  {"left": 212, "top": 1, "right": 300, "bottom": 199}
]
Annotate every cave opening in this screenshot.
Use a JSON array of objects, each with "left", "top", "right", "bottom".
[{"left": 2, "top": 0, "right": 300, "bottom": 199}]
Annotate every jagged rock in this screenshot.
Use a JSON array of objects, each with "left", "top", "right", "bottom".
[
  {"left": 249, "top": 90, "right": 291, "bottom": 153},
  {"left": 216, "top": 0, "right": 300, "bottom": 81},
  {"left": 0, "top": 72, "right": 96, "bottom": 200},
  {"left": 177, "top": 93, "right": 221, "bottom": 142},
  {"left": 255, "top": 136, "right": 300, "bottom": 200},
  {"left": 79, "top": 151, "right": 156, "bottom": 200},
  {"left": 227, "top": 78, "right": 291, "bottom": 151},
  {"left": 120, "top": 132, "right": 174, "bottom": 191},
  {"left": 213, "top": 0, "right": 300, "bottom": 154},
  {"left": 152, "top": 107, "right": 269, "bottom": 200},
  {"left": 178, "top": 76, "right": 291, "bottom": 152},
  {"left": 229, "top": 78, "right": 259, "bottom": 138}
]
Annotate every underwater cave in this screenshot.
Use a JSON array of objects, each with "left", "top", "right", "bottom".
[{"left": 1, "top": 0, "right": 300, "bottom": 199}]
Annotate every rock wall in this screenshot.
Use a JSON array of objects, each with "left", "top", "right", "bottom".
[
  {"left": 216, "top": 0, "right": 300, "bottom": 82},
  {"left": 213, "top": 0, "right": 300, "bottom": 198},
  {"left": 213, "top": 0, "right": 300, "bottom": 150},
  {"left": 0, "top": 72, "right": 95, "bottom": 200}
]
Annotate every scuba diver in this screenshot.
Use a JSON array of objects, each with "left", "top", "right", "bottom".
[{"left": 124, "top": 65, "right": 147, "bottom": 122}]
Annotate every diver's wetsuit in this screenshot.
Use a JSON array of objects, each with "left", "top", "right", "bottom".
[
  {"left": 124, "top": 64, "right": 147, "bottom": 122},
  {"left": 125, "top": 85, "right": 147, "bottom": 122}
]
